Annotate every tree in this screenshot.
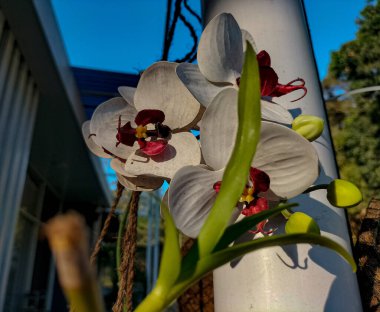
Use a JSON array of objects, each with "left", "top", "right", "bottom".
[{"left": 324, "top": 0, "right": 380, "bottom": 223}]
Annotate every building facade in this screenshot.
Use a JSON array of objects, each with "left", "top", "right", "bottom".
[{"left": 0, "top": 1, "right": 111, "bottom": 311}]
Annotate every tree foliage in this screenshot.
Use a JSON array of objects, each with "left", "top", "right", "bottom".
[{"left": 324, "top": 0, "right": 380, "bottom": 216}]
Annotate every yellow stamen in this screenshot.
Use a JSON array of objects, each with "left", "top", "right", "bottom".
[
  {"left": 135, "top": 125, "right": 148, "bottom": 139},
  {"left": 239, "top": 186, "right": 255, "bottom": 203}
]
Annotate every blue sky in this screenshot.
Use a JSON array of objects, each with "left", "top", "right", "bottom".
[
  {"left": 50, "top": 0, "right": 368, "bottom": 189},
  {"left": 51, "top": 0, "right": 367, "bottom": 80}
]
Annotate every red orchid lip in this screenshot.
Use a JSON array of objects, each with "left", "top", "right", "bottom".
[
  {"left": 257, "top": 50, "right": 308, "bottom": 102},
  {"left": 116, "top": 120, "right": 136, "bottom": 147},
  {"left": 139, "top": 140, "right": 168, "bottom": 156},
  {"left": 257, "top": 50, "right": 271, "bottom": 67},
  {"left": 213, "top": 167, "right": 270, "bottom": 196},
  {"left": 213, "top": 167, "right": 272, "bottom": 235},
  {"left": 249, "top": 167, "right": 270, "bottom": 193},
  {"left": 115, "top": 109, "right": 171, "bottom": 156},
  {"left": 241, "top": 197, "right": 273, "bottom": 235},
  {"left": 135, "top": 109, "right": 165, "bottom": 126}
]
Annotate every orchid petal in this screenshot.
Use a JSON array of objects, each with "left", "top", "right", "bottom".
[
  {"left": 241, "top": 29, "right": 257, "bottom": 53},
  {"left": 110, "top": 158, "right": 136, "bottom": 177},
  {"left": 124, "top": 132, "right": 201, "bottom": 179},
  {"left": 90, "top": 97, "right": 138, "bottom": 159},
  {"left": 168, "top": 165, "right": 224, "bottom": 238},
  {"left": 116, "top": 173, "right": 163, "bottom": 192},
  {"left": 253, "top": 121, "right": 319, "bottom": 198},
  {"left": 134, "top": 62, "right": 201, "bottom": 130},
  {"left": 200, "top": 88, "right": 238, "bottom": 170},
  {"left": 261, "top": 98, "right": 293, "bottom": 124},
  {"left": 82, "top": 121, "right": 112, "bottom": 158},
  {"left": 118, "top": 86, "right": 136, "bottom": 107},
  {"left": 176, "top": 63, "right": 228, "bottom": 108},
  {"left": 197, "top": 13, "right": 243, "bottom": 84}
]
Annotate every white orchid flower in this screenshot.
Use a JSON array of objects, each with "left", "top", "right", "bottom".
[
  {"left": 82, "top": 62, "right": 203, "bottom": 190},
  {"left": 176, "top": 13, "right": 307, "bottom": 124},
  {"left": 121, "top": 61, "right": 202, "bottom": 180},
  {"left": 168, "top": 88, "right": 319, "bottom": 238}
]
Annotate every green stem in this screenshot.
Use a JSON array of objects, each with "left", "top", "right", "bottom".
[
  {"left": 133, "top": 287, "right": 166, "bottom": 312},
  {"left": 281, "top": 208, "right": 293, "bottom": 219},
  {"left": 303, "top": 184, "right": 328, "bottom": 194}
]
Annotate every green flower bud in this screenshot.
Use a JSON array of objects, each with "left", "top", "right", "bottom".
[
  {"left": 291, "top": 115, "right": 324, "bottom": 142},
  {"left": 285, "top": 212, "right": 320, "bottom": 235},
  {"left": 327, "top": 179, "right": 362, "bottom": 208}
]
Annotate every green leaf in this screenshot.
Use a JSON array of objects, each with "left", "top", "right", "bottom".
[
  {"left": 169, "top": 233, "right": 357, "bottom": 300},
  {"left": 198, "top": 42, "right": 261, "bottom": 257},
  {"left": 209, "top": 233, "right": 356, "bottom": 275},
  {"left": 214, "top": 203, "right": 298, "bottom": 252},
  {"left": 155, "top": 203, "right": 181, "bottom": 291},
  {"left": 180, "top": 203, "right": 298, "bottom": 282}
]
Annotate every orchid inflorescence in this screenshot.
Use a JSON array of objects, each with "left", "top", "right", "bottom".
[{"left": 79, "top": 12, "right": 362, "bottom": 312}]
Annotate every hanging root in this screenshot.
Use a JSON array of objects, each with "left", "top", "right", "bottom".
[{"left": 113, "top": 191, "right": 141, "bottom": 312}]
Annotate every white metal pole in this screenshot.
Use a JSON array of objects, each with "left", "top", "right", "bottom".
[{"left": 202, "top": 1, "right": 362, "bottom": 311}]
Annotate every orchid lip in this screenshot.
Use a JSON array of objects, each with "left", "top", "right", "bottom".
[
  {"left": 115, "top": 109, "right": 172, "bottom": 156},
  {"left": 212, "top": 167, "right": 272, "bottom": 234},
  {"left": 256, "top": 50, "right": 308, "bottom": 101}
]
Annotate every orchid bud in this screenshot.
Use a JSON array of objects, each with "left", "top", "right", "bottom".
[
  {"left": 327, "top": 179, "right": 362, "bottom": 208},
  {"left": 291, "top": 115, "right": 324, "bottom": 142},
  {"left": 285, "top": 212, "right": 320, "bottom": 235}
]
